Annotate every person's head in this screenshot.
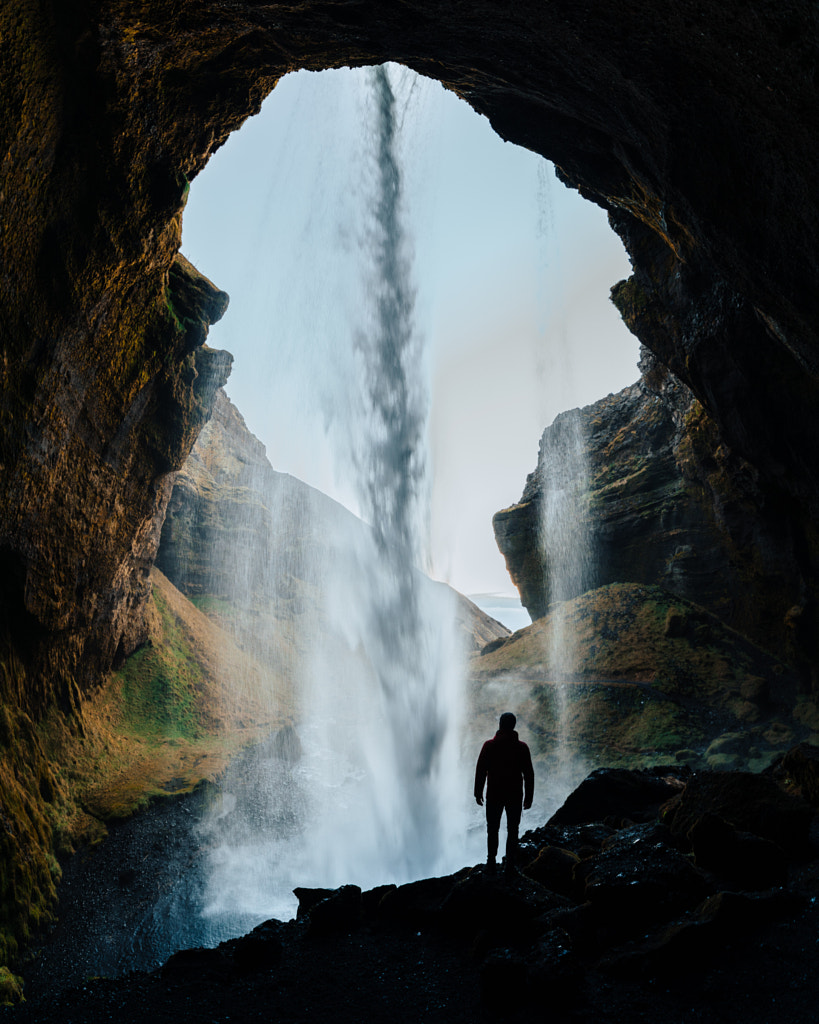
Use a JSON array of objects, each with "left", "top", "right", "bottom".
[{"left": 499, "top": 712, "right": 516, "bottom": 732}]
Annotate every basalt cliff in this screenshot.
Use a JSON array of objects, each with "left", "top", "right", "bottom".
[
  {"left": 494, "top": 349, "right": 818, "bottom": 684},
  {"left": 2, "top": 0, "right": 819, "bottom": 996}
]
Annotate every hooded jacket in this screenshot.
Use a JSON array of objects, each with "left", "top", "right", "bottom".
[{"left": 474, "top": 728, "right": 535, "bottom": 805}]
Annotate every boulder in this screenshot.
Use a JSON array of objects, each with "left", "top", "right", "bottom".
[
  {"left": 522, "top": 845, "right": 581, "bottom": 898},
  {"left": 303, "top": 885, "right": 362, "bottom": 937},
  {"left": 662, "top": 771, "right": 814, "bottom": 857},
  {"left": 376, "top": 872, "right": 468, "bottom": 928},
  {"left": 438, "top": 870, "right": 569, "bottom": 943},
  {"left": 230, "top": 919, "right": 284, "bottom": 973},
  {"left": 687, "top": 813, "right": 788, "bottom": 890},
  {"left": 781, "top": 743, "right": 819, "bottom": 805},
  {"left": 580, "top": 822, "right": 710, "bottom": 933},
  {"left": 549, "top": 766, "right": 690, "bottom": 828}
]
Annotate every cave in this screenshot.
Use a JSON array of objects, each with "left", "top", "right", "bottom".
[{"left": 3, "top": 2, "right": 819, "bottom": 1017}]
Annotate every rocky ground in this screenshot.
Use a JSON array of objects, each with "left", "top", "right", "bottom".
[{"left": 8, "top": 747, "right": 819, "bottom": 1023}]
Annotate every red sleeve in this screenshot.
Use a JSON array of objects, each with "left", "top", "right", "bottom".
[
  {"left": 521, "top": 742, "right": 534, "bottom": 805},
  {"left": 474, "top": 740, "right": 491, "bottom": 799}
]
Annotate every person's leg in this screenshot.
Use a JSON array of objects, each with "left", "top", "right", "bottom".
[
  {"left": 504, "top": 795, "right": 523, "bottom": 874},
  {"left": 485, "top": 799, "right": 503, "bottom": 868}
]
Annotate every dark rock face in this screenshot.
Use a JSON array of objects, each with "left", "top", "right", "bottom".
[
  {"left": 2, "top": 0, "right": 819, "bottom": 711},
  {"left": 157, "top": 388, "right": 510, "bottom": 651},
  {"left": 16, "top": 754, "right": 819, "bottom": 1023},
  {"left": 494, "top": 351, "right": 818, "bottom": 676}
]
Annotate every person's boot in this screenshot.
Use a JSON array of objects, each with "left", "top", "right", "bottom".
[{"left": 485, "top": 857, "right": 496, "bottom": 876}]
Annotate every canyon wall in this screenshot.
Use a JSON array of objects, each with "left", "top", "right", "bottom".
[
  {"left": 1, "top": 0, "right": 819, "bottom": 973},
  {"left": 494, "top": 351, "right": 818, "bottom": 684},
  {"left": 3, "top": 1, "right": 819, "bottom": 708}
]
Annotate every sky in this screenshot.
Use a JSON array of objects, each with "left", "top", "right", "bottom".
[{"left": 180, "top": 65, "right": 640, "bottom": 598}]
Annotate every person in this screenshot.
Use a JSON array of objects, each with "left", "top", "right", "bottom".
[{"left": 474, "top": 712, "right": 534, "bottom": 876}]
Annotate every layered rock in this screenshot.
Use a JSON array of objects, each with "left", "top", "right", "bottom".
[
  {"left": 2, "top": 2, "right": 819, "bottom": 716},
  {"left": 494, "top": 352, "right": 818, "bottom": 679},
  {"left": 156, "top": 389, "right": 509, "bottom": 653},
  {"left": 470, "top": 583, "right": 807, "bottom": 771}
]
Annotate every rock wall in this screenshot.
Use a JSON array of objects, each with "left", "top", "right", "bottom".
[
  {"left": 494, "top": 351, "right": 818, "bottom": 682},
  {"left": 156, "top": 388, "right": 509, "bottom": 653},
  {"left": 3, "top": 1, "right": 819, "bottom": 707}
]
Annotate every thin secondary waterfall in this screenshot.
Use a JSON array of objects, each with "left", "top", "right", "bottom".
[{"left": 536, "top": 407, "right": 594, "bottom": 783}]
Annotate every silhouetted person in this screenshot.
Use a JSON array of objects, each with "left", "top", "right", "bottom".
[{"left": 474, "top": 712, "right": 534, "bottom": 876}]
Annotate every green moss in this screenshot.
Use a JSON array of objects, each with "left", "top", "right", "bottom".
[
  {"left": 117, "top": 589, "right": 205, "bottom": 742},
  {"left": 0, "top": 966, "right": 23, "bottom": 1006}
]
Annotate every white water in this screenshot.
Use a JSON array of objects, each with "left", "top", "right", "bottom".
[
  {"left": 191, "top": 65, "right": 468, "bottom": 940},
  {"left": 536, "top": 407, "right": 595, "bottom": 786}
]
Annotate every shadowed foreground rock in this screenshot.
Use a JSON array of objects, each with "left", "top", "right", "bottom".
[{"left": 10, "top": 749, "right": 819, "bottom": 1023}]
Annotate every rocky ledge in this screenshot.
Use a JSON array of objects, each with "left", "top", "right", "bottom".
[
  {"left": 494, "top": 351, "right": 818, "bottom": 681},
  {"left": 9, "top": 747, "right": 819, "bottom": 1023}
]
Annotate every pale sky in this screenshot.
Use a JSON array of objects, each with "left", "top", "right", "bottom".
[{"left": 181, "top": 65, "right": 639, "bottom": 598}]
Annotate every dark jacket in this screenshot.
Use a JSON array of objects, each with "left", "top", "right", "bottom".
[{"left": 474, "top": 728, "right": 535, "bottom": 805}]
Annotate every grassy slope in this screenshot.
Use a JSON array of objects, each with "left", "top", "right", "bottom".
[
  {"left": 469, "top": 582, "right": 808, "bottom": 771},
  {"left": 0, "top": 569, "right": 292, "bottom": 993}
]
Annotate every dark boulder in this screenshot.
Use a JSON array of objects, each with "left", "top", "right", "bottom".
[
  {"left": 688, "top": 813, "right": 788, "bottom": 890},
  {"left": 438, "top": 869, "right": 570, "bottom": 944},
  {"left": 580, "top": 822, "right": 711, "bottom": 934},
  {"left": 299, "top": 885, "right": 362, "bottom": 937},
  {"left": 781, "top": 743, "right": 819, "bottom": 805},
  {"left": 662, "top": 770, "right": 814, "bottom": 857},
  {"left": 376, "top": 871, "right": 469, "bottom": 928},
  {"left": 522, "top": 845, "right": 581, "bottom": 898},
  {"left": 229, "top": 919, "right": 284, "bottom": 973},
  {"left": 549, "top": 766, "right": 690, "bottom": 828}
]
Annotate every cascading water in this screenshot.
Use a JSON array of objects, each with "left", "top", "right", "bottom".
[
  {"left": 130, "top": 65, "right": 468, "bottom": 960},
  {"left": 302, "top": 64, "right": 465, "bottom": 884},
  {"left": 536, "top": 407, "right": 594, "bottom": 787}
]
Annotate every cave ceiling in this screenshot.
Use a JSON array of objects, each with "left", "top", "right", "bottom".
[{"left": 2, "top": 0, "right": 818, "bottom": 692}]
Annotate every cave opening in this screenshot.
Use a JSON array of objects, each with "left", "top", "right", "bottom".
[{"left": 120, "top": 63, "right": 642, "bottom": 957}]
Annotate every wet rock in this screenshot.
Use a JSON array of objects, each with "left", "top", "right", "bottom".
[
  {"left": 479, "top": 948, "right": 528, "bottom": 1010},
  {"left": 520, "top": 822, "right": 615, "bottom": 863},
  {"left": 294, "top": 887, "right": 336, "bottom": 919},
  {"left": 688, "top": 813, "right": 788, "bottom": 890},
  {"left": 522, "top": 845, "right": 581, "bottom": 898},
  {"left": 597, "top": 888, "right": 800, "bottom": 979},
  {"left": 302, "top": 885, "right": 362, "bottom": 937},
  {"left": 229, "top": 919, "right": 284, "bottom": 973},
  {"left": 781, "top": 743, "right": 819, "bottom": 805},
  {"left": 377, "top": 873, "right": 467, "bottom": 928},
  {"left": 662, "top": 771, "right": 814, "bottom": 857},
  {"left": 525, "top": 927, "right": 582, "bottom": 1003},
  {"left": 549, "top": 766, "right": 690, "bottom": 828},
  {"left": 161, "top": 946, "right": 232, "bottom": 982},
  {"left": 580, "top": 822, "right": 710, "bottom": 934},
  {"left": 361, "top": 883, "right": 396, "bottom": 917},
  {"left": 438, "top": 870, "right": 569, "bottom": 943}
]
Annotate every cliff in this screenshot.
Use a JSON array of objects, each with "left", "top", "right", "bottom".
[
  {"left": 2, "top": 0, "right": 819, "bottom": 989},
  {"left": 494, "top": 352, "right": 818, "bottom": 680},
  {"left": 1, "top": 1, "right": 819, "bottom": 720},
  {"left": 156, "top": 389, "right": 509, "bottom": 654},
  {"left": 470, "top": 583, "right": 808, "bottom": 773}
]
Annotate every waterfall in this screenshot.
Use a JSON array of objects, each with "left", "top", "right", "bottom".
[
  {"left": 300, "top": 63, "right": 464, "bottom": 884},
  {"left": 155, "top": 64, "right": 467, "bottom": 951},
  {"left": 536, "top": 407, "right": 594, "bottom": 784}
]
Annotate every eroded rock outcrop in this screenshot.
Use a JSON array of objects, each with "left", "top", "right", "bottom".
[
  {"left": 2, "top": 2, "right": 819, "bottom": 715},
  {"left": 156, "top": 388, "right": 509, "bottom": 653},
  {"left": 494, "top": 352, "right": 818, "bottom": 679}
]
